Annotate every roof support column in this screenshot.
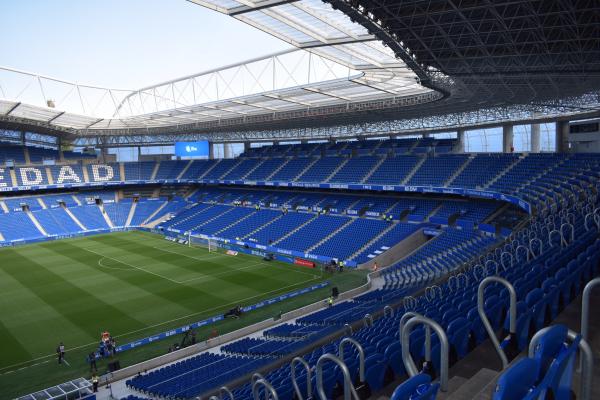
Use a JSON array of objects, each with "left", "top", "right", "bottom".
[
  {"left": 224, "top": 143, "right": 232, "bottom": 159},
  {"left": 531, "top": 123, "right": 541, "bottom": 153},
  {"left": 555, "top": 121, "right": 570, "bottom": 153},
  {"left": 456, "top": 129, "right": 465, "bottom": 153},
  {"left": 503, "top": 124, "right": 514, "bottom": 153},
  {"left": 209, "top": 142, "right": 215, "bottom": 160}
]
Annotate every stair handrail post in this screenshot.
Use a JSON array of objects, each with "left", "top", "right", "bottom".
[
  {"left": 363, "top": 313, "right": 374, "bottom": 327},
  {"left": 291, "top": 357, "right": 311, "bottom": 400},
  {"left": 560, "top": 222, "right": 574, "bottom": 244},
  {"left": 401, "top": 315, "right": 449, "bottom": 392},
  {"left": 516, "top": 244, "right": 531, "bottom": 262},
  {"left": 316, "top": 353, "right": 359, "bottom": 400},
  {"left": 529, "top": 327, "right": 594, "bottom": 400},
  {"left": 251, "top": 372, "right": 265, "bottom": 386},
  {"left": 399, "top": 311, "right": 432, "bottom": 366},
  {"left": 581, "top": 278, "right": 600, "bottom": 347},
  {"left": 343, "top": 323, "right": 353, "bottom": 336},
  {"left": 529, "top": 238, "right": 543, "bottom": 258},
  {"left": 485, "top": 259, "right": 500, "bottom": 275},
  {"left": 477, "top": 276, "right": 517, "bottom": 369},
  {"left": 219, "top": 386, "right": 234, "bottom": 400},
  {"left": 252, "top": 378, "right": 279, "bottom": 400},
  {"left": 473, "top": 264, "right": 485, "bottom": 281},
  {"left": 339, "top": 337, "right": 366, "bottom": 383},
  {"left": 500, "top": 251, "right": 514, "bottom": 270},
  {"left": 549, "top": 229, "right": 563, "bottom": 248},
  {"left": 383, "top": 305, "right": 394, "bottom": 318}
]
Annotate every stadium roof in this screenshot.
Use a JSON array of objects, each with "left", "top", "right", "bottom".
[
  {"left": 1, "top": 0, "right": 599, "bottom": 142},
  {"left": 0, "top": 0, "right": 438, "bottom": 137}
]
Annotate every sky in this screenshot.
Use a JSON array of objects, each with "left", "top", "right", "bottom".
[{"left": 0, "top": 0, "right": 291, "bottom": 89}]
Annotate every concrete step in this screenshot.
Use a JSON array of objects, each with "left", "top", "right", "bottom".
[{"left": 441, "top": 369, "right": 497, "bottom": 400}]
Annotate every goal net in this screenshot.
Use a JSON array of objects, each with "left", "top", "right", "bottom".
[{"left": 188, "top": 232, "right": 217, "bottom": 252}]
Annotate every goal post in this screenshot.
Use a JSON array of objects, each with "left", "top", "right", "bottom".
[{"left": 187, "top": 232, "right": 217, "bottom": 252}]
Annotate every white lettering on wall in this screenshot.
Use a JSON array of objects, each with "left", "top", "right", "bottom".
[
  {"left": 91, "top": 165, "right": 114, "bottom": 182},
  {"left": 57, "top": 165, "right": 81, "bottom": 184},
  {"left": 20, "top": 167, "right": 43, "bottom": 185}
]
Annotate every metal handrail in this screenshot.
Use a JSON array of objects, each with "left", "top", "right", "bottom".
[
  {"left": 403, "top": 296, "right": 417, "bottom": 309},
  {"left": 400, "top": 315, "right": 449, "bottom": 392},
  {"left": 251, "top": 373, "right": 265, "bottom": 386},
  {"left": 560, "top": 223, "right": 574, "bottom": 244},
  {"left": 339, "top": 337, "right": 365, "bottom": 383},
  {"left": 529, "top": 238, "right": 543, "bottom": 257},
  {"left": 398, "top": 311, "right": 433, "bottom": 371},
  {"left": 485, "top": 259, "right": 500, "bottom": 275},
  {"left": 363, "top": 313, "right": 374, "bottom": 327},
  {"left": 516, "top": 245, "right": 531, "bottom": 262},
  {"left": 477, "top": 276, "right": 517, "bottom": 369},
  {"left": 549, "top": 229, "right": 564, "bottom": 247},
  {"left": 252, "top": 378, "right": 279, "bottom": 400},
  {"left": 291, "top": 357, "right": 311, "bottom": 400},
  {"left": 316, "top": 354, "right": 359, "bottom": 400},
  {"left": 211, "top": 386, "right": 234, "bottom": 400},
  {"left": 528, "top": 327, "right": 593, "bottom": 400},
  {"left": 500, "top": 252, "right": 514, "bottom": 270},
  {"left": 383, "top": 305, "right": 394, "bottom": 318},
  {"left": 581, "top": 278, "right": 600, "bottom": 348},
  {"left": 344, "top": 323, "right": 353, "bottom": 335}
]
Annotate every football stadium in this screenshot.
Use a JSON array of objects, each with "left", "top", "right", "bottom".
[{"left": 1, "top": 0, "right": 599, "bottom": 399}]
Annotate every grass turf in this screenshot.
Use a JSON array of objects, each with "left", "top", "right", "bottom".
[{"left": 0, "top": 230, "right": 367, "bottom": 398}]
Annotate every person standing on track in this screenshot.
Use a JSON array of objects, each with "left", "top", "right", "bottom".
[{"left": 57, "top": 342, "right": 65, "bottom": 364}]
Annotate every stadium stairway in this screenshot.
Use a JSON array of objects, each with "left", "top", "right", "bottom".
[
  {"left": 213, "top": 209, "right": 260, "bottom": 235},
  {"left": 361, "top": 156, "right": 387, "bottom": 183},
  {"left": 444, "top": 155, "right": 474, "bottom": 187},
  {"left": 305, "top": 218, "right": 356, "bottom": 253},
  {"left": 401, "top": 156, "right": 426, "bottom": 184},
  {"left": 271, "top": 213, "right": 318, "bottom": 245},
  {"left": 265, "top": 158, "right": 291, "bottom": 180},
  {"left": 348, "top": 222, "right": 400, "bottom": 263},
  {"left": 176, "top": 160, "right": 193, "bottom": 179},
  {"left": 99, "top": 203, "right": 115, "bottom": 228},
  {"left": 125, "top": 201, "right": 138, "bottom": 226},
  {"left": 63, "top": 205, "right": 87, "bottom": 231},
  {"left": 150, "top": 162, "right": 160, "bottom": 180},
  {"left": 27, "top": 209, "right": 48, "bottom": 236}
]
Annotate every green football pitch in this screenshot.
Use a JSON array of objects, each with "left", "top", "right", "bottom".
[{"left": 0, "top": 230, "right": 367, "bottom": 398}]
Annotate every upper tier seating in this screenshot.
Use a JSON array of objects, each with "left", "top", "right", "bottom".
[
  {"left": 365, "top": 155, "right": 420, "bottom": 185},
  {"left": 270, "top": 157, "right": 314, "bottom": 181},
  {"left": 244, "top": 158, "right": 286, "bottom": 181},
  {"left": 407, "top": 154, "right": 468, "bottom": 186},
  {"left": 0, "top": 143, "right": 26, "bottom": 164},
  {"left": 203, "top": 159, "right": 240, "bottom": 180},
  {"left": 450, "top": 153, "right": 518, "bottom": 189},
  {"left": 123, "top": 162, "right": 155, "bottom": 181},
  {"left": 49, "top": 164, "right": 86, "bottom": 185},
  {"left": 154, "top": 161, "right": 188, "bottom": 180},
  {"left": 16, "top": 166, "right": 50, "bottom": 186},
  {"left": 328, "top": 156, "right": 379, "bottom": 183},
  {"left": 297, "top": 156, "right": 343, "bottom": 182}
]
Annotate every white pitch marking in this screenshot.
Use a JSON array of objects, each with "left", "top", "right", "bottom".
[
  {"left": 81, "top": 247, "right": 181, "bottom": 284},
  {"left": 0, "top": 275, "right": 322, "bottom": 374}
]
